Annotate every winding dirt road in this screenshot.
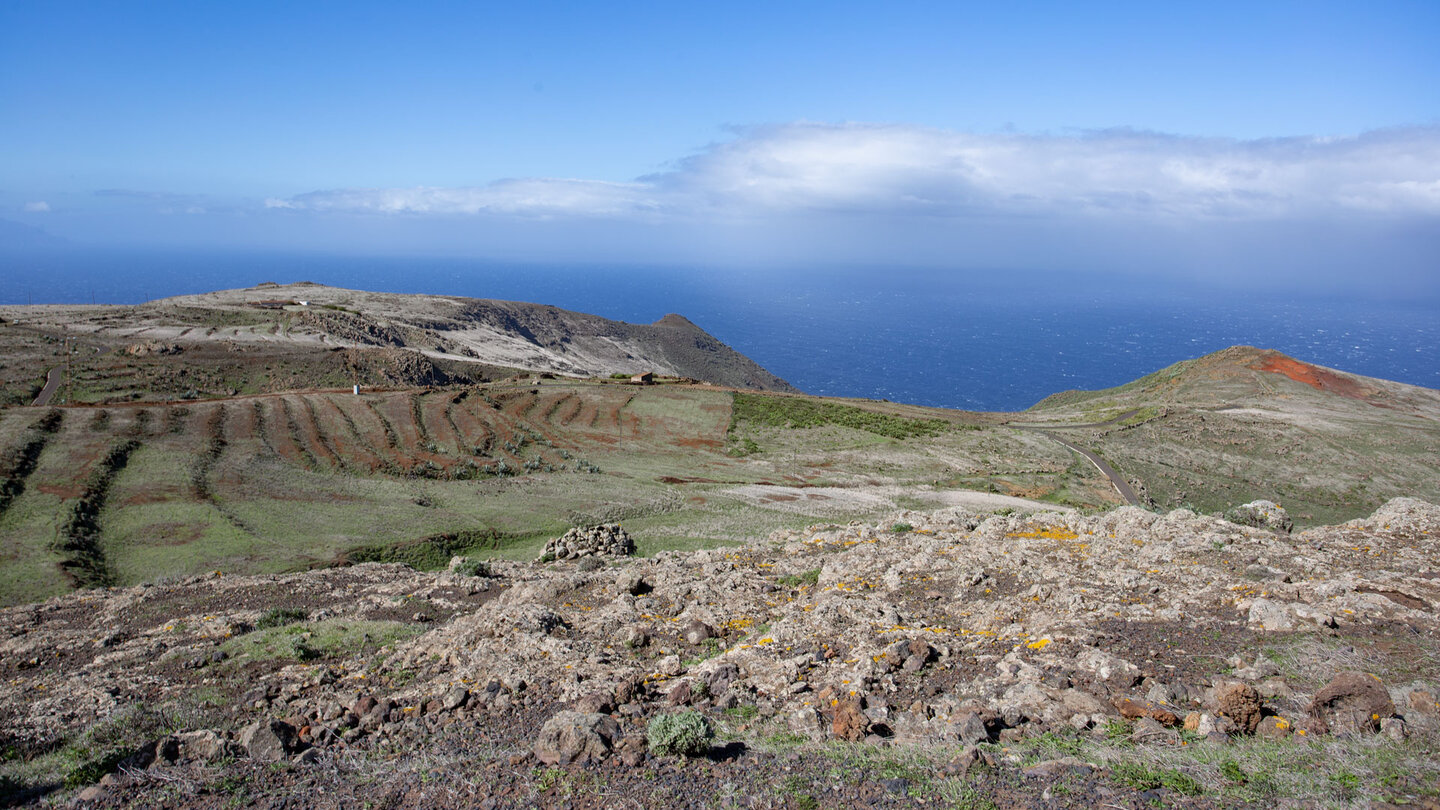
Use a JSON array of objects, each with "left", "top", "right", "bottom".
[
  {"left": 1029, "top": 429, "right": 1141, "bottom": 506},
  {"left": 30, "top": 366, "right": 62, "bottom": 406},
  {"left": 1007, "top": 410, "right": 1145, "bottom": 506}
]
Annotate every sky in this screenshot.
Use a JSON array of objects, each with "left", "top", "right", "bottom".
[{"left": 2, "top": 0, "right": 1438, "bottom": 297}]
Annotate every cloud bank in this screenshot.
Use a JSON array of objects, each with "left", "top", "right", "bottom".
[{"left": 265, "top": 124, "right": 1440, "bottom": 222}]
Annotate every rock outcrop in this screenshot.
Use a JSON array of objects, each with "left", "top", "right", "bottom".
[
  {"left": 539, "top": 524, "right": 635, "bottom": 561},
  {"left": 1, "top": 498, "right": 1436, "bottom": 799}
]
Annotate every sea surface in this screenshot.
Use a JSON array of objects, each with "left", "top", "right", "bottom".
[{"left": 3, "top": 250, "right": 1436, "bottom": 412}]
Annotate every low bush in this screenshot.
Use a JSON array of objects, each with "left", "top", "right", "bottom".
[
  {"left": 455, "top": 558, "right": 493, "bottom": 577},
  {"left": 777, "top": 568, "right": 821, "bottom": 588},
  {"left": 255, "top": 607, "right": 308, "bottom": 629},
  {"left": 646, "top": 711, "right": 713, "bottom": 757}
]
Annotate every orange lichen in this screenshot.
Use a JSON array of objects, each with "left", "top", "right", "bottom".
[{"left": 1008, "top": 526, "right": 1079, "bottom": 540}]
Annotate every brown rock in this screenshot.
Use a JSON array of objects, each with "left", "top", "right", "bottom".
[
  {"left": 239, "top": 719, "right": 298, "bottom": 762},
  {"left": 1256, "top": 715, "right": 1293, "bottom": 739},
  {"left": 1115, "top": 698, "right": 1183, "bottom": 727},
  {"left": 1130, "top": 716, "right": 1177, "bottom": 745},
  {"left": 441, "top": 686, "right": 469, "bottom": 711},
  {"left": 533, "top": 711, "right": 622, "bottom": 765},
  {"left": 832, "top": 696, "right": 868, "bottom": 741},
  {"left": 882, "top": 641, "right": 909, "bottom": 670},
  {"left": 615, "top": 736, "right": 647, "bottom": 767},
  {"left": 952, "top": 712, "right": 989, "bottom": 746},
  {"left": 1183, "top": 712, "right": 1202, "bottom": 732},
  {"left": 682, "top": 620, "right": 716, "bottom": 645},
  {"left": 175, "top": 730, "right": 231, "bottom": 762},
  {"left": 940, "top": 746, "right": 994, "bottom": 777},
  {"left": 1382, "top": 717, "right": 1407, "bottom": 741},
  {"left": 574, "top": 692, "right": 615, "bottom": 714},
  {"left": 667, "top": 681, "right": 694, "bottom": 706},
  {"left": 1213, "top": 683, "right": 1264, "bottom": 734},
  {"left": 1308, "top": 671, "right": 1395, "bottom": 736},
  {"left": 705, "top": 663, "right": 740, "bottom": 695},
  {"left": 613, "top": 678, "right": 641, "bottom": 706}
]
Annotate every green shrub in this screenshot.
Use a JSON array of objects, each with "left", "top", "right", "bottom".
[
  {"left": 646, "top": 711, "right": 713, "bottom": 757},
  {"left": 455, "top": 558, "right": 493, "bottom": 577},
  {"left": 777, "top": 568, "right": 821, "bottom": 587},
  {"left": 723, "top": 705, "right": 758, "bottom": 722},
  {"left": 1219, "top": 759, "right": 1249, "bottom": 784},
  {"left": 891, "top": 522, "right": 913, "bottom": 533},
  {"left": 1110, "top": 761, "right": 1203, "bottom": 795},
  {"left": 346, "top": 528, "right": 509, "bottom": 571},
  {"left": 255, "top": 607, "right": 307, "bottom": 629}
]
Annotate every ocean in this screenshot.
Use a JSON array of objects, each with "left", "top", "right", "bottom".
[{"left": 2, "top": 249, "right": 1436, "bottom": 412}]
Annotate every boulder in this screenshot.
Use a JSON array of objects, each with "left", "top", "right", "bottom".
[
  {"left": 832, "top": 696, "right": 868, "bottom": 741},
  {"left": 1225, "top": 500, "right": 1293, "bottom": 533},
  {"left": 1212, "top": 683, "right": 1264, "bottom": 734},
  {"left": 1308, "top": 672, "right": 1395, "bottom": 736},
  {"left": 533, "top": 711, "right": 622, "bottom": 765},
  {"left": 441, "top": 686, "right": 469, "bottom": 712},
  {"left": 682, "top": 620, "right": 716, "bottom": 645},
  {"left": 239, "top": 719, "right": 298, "bottom": 762},
  {"left": 1256, "top": 715, "right": 1293, "bottom": 739},
  {"left": 175, "top": 730, "right": 233, "bottom": 762},
  {"left": 951, "top": 712, "right": 989, "bottom": 746},
  {"left": 1247, "top": 599, "right": 1297, "bottom": 632}
]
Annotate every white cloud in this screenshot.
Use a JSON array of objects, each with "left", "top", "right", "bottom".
[
  {"left": 267, "top": 178, "right": 659, "bottom": 219},
  {"left": 23, "top": 201, "right": 51, "bottom": 213},
  {"left": 266, "top": 124, "right": 1440, "bottom": 222}
]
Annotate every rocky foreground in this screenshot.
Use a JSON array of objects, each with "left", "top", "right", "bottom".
[{"left": 3, "top": 499, "right": 1439, "bottom": 808}]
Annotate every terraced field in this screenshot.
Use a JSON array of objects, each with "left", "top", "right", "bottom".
[{"left": 1, "top": 383, "right": 1057, "bottom": 607}]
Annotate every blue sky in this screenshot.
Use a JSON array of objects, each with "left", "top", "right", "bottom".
[{"left": 2, "top": 1, "right": 1437, "bottom": 294}]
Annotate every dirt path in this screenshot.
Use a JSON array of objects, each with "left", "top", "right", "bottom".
[
  {"left": 1032, "top": 429, "right": 1141, "bottom": 506},
  {"left": 1005, "top": 411, "right": 1144, "bottom": 506},
  {"left": 30, "top": 366, "right": 62, "bottom": 406}
]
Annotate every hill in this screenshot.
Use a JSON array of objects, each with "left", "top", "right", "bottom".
[
  {"left": 1019, "top": 346, "right": 1440, "bottom": 525},
  {"left": 0, "top": 282, "right": 796, "bottom": 403}
]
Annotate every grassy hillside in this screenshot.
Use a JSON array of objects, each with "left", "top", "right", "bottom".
[
  {"left": 2, "top": 343, "right": 1436, "bottom": 608},
  {"left": 1024, "top": 346, "right": 1440, "bottom": 523},
  {"left": 0, "top": 382, "right": 1132, "bottom": 607}
]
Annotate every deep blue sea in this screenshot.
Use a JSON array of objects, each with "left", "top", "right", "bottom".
[{"left": 2, "top": 249, "right": 1436, "bottom": 412}]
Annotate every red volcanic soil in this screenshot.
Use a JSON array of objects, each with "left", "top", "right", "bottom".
[{"left": 1251, "top": 354, "right": 1368, "bottom": 400}]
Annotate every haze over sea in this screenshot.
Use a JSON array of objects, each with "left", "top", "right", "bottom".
[{"left": 3, "top": 250, "right": 1435, "bottom": 413}]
